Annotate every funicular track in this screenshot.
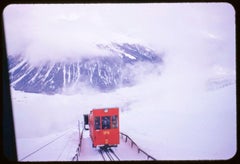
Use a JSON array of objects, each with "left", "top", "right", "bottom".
[
  {"left": 98, "top": 146, "right": 120, "bottom": 161},
  {"left": 18, "top": 122, "right": 156, "bottom": 161},
  {"left": 73, "top": 128, "right": 156, "bottom": 161}
]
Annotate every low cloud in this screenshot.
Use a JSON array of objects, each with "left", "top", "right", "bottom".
[{"left": 3, "top": 3, "right": 235, "bottom": 72}]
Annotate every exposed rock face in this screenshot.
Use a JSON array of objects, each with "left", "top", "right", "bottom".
[{"left": 8, "top": 43, "right": 163, "bottom": 94}]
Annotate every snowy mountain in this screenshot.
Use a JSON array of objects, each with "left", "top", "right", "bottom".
[{"left": 8, "top": 43, "right": 163, "bottom": 94}]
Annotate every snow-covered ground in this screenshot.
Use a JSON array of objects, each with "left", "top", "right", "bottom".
[
  {"left": 17, "top": 128, "right": 79, "bottom": 161},
  {"left": 11, "top": 67, "right": 236, "bottom": 161}
]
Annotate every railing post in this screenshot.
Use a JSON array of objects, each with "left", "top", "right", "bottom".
[{"left": 78, "top": 120, "right": 81, "bottom": 142}]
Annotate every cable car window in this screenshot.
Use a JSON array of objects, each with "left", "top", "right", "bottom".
[
  {"left": 94, "top": 116, "right": 100, "bottom": 130},
  {"left": 112, "top": 115, "right": 118, "bottom": 128},
  {"left": 102, "top": 116, "right": 110, "bottom": 129}
]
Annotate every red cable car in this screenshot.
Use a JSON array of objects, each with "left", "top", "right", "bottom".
[{"left": 88, "top": 107, "right": 119, "bottom": 148}]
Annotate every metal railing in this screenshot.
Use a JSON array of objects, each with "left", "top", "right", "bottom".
[
  {"left": 72, "top": 122, "right": 156, "bottom": 161},
  {"left": 72, "top": 121, "right": 84, "bottom": 161},
  {"left": 120, "top": 132, "right": 156, "bottom": 160}
]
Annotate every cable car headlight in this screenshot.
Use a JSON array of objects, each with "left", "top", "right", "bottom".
[{"left": 104, "top": 108, "right": 108, "bottom": 113}]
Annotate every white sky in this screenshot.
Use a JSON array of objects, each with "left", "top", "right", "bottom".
[{"left": 3, "top": 3, "right": 235, "bottom": 68}]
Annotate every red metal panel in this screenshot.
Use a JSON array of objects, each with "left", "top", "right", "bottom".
[{"left": 89, "top": 108, "right": 119, "bottom": 147}]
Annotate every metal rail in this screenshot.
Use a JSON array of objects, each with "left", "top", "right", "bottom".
[
  {"left": 109, "top": 148, "right": 120, "bottom": 161},
  {"left": 99, "top": 147, "right": 120, "bottom": 161},
  {"left": 120, "top": 132, "right": 156, "bottom": 160},
  {"left": 98, "top": 149, "right": 106, "bottom": 161}
]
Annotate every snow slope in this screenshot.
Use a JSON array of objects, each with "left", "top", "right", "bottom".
[
  {"left": 11, "top": 70, "right": 236, "bottom": 161},
  {"left": 120, "top": 81, "right": 236, "bottom": 160},
  {"left": 18, "top": 128, "right": 79, "bottom": 161}
]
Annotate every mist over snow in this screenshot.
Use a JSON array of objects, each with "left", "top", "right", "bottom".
[{"left": 3, "top": 3, "right": 236, "bottom": 160}]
